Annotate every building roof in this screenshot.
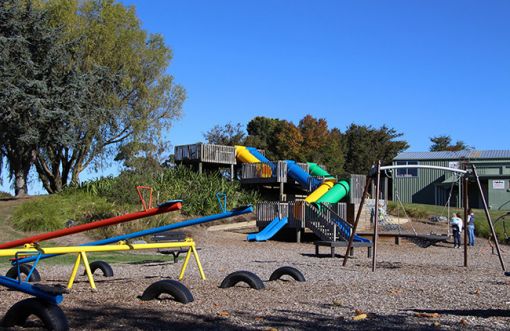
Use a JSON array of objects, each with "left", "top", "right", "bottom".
[{"left": 394, "top": 150, "right": 510, "bottom": 161}]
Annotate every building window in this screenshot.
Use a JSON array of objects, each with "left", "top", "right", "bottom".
[{"left": 396, "top": 161, "right": 418, "bottom": 177}]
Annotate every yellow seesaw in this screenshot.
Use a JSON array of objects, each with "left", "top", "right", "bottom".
[{"left": 0, "top": 238, "right": 205, "bottom": 291}]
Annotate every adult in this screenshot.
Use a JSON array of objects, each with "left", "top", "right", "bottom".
[
  {"left": 450, "top": 213, "right": 463, "bottom": 248},
  {"left": 467, "top": 209, "right": 475, "bottom": 246}
]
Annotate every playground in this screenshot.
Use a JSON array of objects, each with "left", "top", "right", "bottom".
[
  {"left": 0, "top": 147, "right": 509, "bottom": 330},
  {"left": 0, "top": 224, "right": 508, "bottom": 330}
]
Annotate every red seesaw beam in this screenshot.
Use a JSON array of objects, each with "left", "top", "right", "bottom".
[{"left": 0, "top": 200, "right": 182, "bottom": 249}]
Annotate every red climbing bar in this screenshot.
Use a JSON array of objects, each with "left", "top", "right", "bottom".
[{"left": 0, "top": 200, "right": 182, "bottom": 249}]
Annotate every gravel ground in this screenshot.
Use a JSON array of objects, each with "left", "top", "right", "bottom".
[{"left": 1, "top": 228, "right": 509, "bottom": 330}]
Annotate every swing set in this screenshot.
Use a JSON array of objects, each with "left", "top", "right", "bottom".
[
  {"left": 343, "top": 162, "right": 506, "bottom": 273},
  {"left": 371, "top": 170, "right": 461, "bottom": 246}
]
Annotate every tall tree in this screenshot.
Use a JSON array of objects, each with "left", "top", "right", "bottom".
[
  {"left": 343, "top": 124, "right": 408, "bottom": 174},
  {"left": 30, "top": 0, "right": 185, "bottom": 193},
  {"left": 0, "top": 0, "right": 85, "bottom": 196},
  {"left": 320, "top": 128, "right": 345, "bottom": 175},
  {"left": 204, "top": 122, "right": 246, "bottom": 146},
  {"left": 244, "top": 116, "right": 283, "bottom": 159},
  {"left": 274, "top": 120, "right": 304, "bottom": 160},
  {"left": 429, "top": 135, "right": 472, "bottom": 152}
]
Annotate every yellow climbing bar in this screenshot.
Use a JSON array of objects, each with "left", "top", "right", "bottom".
[{"left": 0, "top": 238, "right": 205, "bottom": 290}]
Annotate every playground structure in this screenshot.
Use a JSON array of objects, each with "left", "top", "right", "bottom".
[
  {"left": 175, "top": 143, "right": 372, "bottom": 255},
  {"left": 343, "top": 162, "right": 507, "bottom": 273},
  {"left": 0, "top": 188, "right": 254, "bottom": 330}
]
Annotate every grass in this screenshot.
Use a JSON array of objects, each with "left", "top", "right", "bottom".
[
  {"left": 10, "top": 192, "right": 123, "bottom": 232},
  {"left": 387, "top": 201, "right": 509, "bottom": 242},
  {"left": 0, "top": 198, "right": 30, "bottom": 243}
]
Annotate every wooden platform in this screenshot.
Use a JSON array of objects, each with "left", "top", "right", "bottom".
[{"left": 314, "top": 240, "right": 373, "bottom": 258}]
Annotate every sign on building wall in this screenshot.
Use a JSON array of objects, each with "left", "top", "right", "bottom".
[
  {"left": 448, "top": 161, "right": 460, "bottom": 169},
  {"left": 492, "top": 180, "right": 505, "bottom": 190}
]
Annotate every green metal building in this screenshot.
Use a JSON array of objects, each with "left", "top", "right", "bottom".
[{"left": 392, "top": 150, "right": 510, "bottom": 210}]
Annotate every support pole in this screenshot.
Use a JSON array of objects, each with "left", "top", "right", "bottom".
[
  {"left": 342, "top": 174, "right": 372, "bottom": 267},
  {"left": 472, "top": 165, "right": 506, "bottom": 271},
  {"left": 463, "top": 175, "right": 469, "bottom": 267},
  {"left": 372, "top": 161, "right": 381, "bottom": 272}
]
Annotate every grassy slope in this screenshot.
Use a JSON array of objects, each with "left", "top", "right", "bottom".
[{"left": 0, "top": 198, "right": 29, "bottom": 243}]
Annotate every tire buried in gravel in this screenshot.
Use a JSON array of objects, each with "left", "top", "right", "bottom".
[
  {"left": 1, "top": 298, "right": 68, "bottom": 331},
  {"left": 139, "top": 280, "right": 194, "bottom": 304},
  {"left": 85, "top": 261, "right": 114, "bottom": 277},
  {"left": 5, "top": 264, "right": 41, "bottom": 282},
  {"left": 269, "top": 266, "right": 306, "bottom": 282},
  {"left": 219, "top": 270, "right": 265, "bottom": 290}
]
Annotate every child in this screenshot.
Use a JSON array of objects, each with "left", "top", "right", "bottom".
[
  {"left": 467, "top": 209, "right": 475, "bottom": 246},
  {"left": 450, "top": 213, "right": 463, "bottom": 248}
]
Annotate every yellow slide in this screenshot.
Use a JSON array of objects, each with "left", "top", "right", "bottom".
[{"left": 304, "top": 180, "right": 335, "bottom": 203}]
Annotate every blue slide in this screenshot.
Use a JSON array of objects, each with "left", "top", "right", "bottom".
[{"left": 247, "top": 216, "right": 288, "bottom": 241}]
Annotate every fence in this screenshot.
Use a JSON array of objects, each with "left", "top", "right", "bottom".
[{"left": 256, "top": 201, "right": 347, "bottom": 231}]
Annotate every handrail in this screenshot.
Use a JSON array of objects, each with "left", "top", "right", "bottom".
[{"left": 319, "top": 203, "right": 353, "bottom": 229}]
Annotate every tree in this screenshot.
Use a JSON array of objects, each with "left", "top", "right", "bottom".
[
  {"left": 343, "top": 124, "right": 409, "bottom": 174},
  {"left": 429, "top": 135, "right": 472, "bottom": 152},
  {"left": 273, "top": 120, "right": 304, "bottom": 160},
  {"left": 243, "top": 115, "right": 345, "bottom": 174},
  {"left": 0, "top": 0, "right": 85, "bottom": 196},
  {"left": 30, "top": 0, "right": 185, "bottom": 193},
  {"left": 204, "top": 122, "right": 246, "bottom": 146},
  {"left": 320, "top": 128, "right": 345, "bottom": 175},
  {"left": 244, "top": 116, "right": 283, "bottom": 159}
]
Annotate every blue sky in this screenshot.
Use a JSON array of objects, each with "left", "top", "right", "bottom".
[
  {"left": 2, "top": 0, "right": 510, "bottom": 194},
  {"left": 121, "top": 0, "right": 510, "bottom": 152}
]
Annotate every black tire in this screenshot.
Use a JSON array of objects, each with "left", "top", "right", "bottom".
[
  {"left": 1, "top": 298, "right": 69, "bottom": 331},
  {"left": 505, "top": 271, "right": 510, "bottom": 277},
  {"left": 5, "top": 264, "right": 41, "bottom": 282},
  {"left": 219, "top": 271, "right": 265, "bottom": 290},
  {"left": 84, "top": 261, "right": 114, "bottom": 277},
  {"left": 139, "top": 280, "right": 194, "bottom": 304},
  {"left": 269, "top": 266, "right": 306, "bottom": 282}
]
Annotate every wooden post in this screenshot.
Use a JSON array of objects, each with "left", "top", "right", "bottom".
[
  {"left": 471, "top": 165, "right": 506, "bottom": 271},
  {"left": 372, "top": 161, "right": 381, "bottom": 272},
  {"left": 342, "top": 175, "right": 372, "bottom": 266},
  {"left": 463, "top": 175, "right": 469, "bottom": 267}
]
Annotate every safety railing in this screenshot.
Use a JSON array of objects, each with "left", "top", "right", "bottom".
[
  {"left": 174, "top": 143, "right": 236, "bottom": 164},
  {"left": 256, "top": 201, "right": 348, "bottom": 240},
  {"left": 241, "top": 161, "right": 287, "bottom": 182}
]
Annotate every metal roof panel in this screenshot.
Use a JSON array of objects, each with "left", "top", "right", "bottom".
[{"left": 394, "top": 150, "right": 510, "bottom": 161}]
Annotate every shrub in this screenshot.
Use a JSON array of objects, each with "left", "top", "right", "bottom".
[
  {"left": 78, "top": 165, "right": 259, "bottom": 216},
  {"left": 0, "top": 191, "right": 12, "bottom": 199}
]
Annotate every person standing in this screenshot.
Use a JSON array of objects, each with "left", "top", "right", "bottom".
[
  {"left": 450, "top": 213, "right": 463, "bottom": 248},
  {"left": 467, "top": 209, "right": 475, "bottom": 246}
]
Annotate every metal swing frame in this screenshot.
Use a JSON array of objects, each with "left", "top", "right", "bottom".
[{"left": 342, "top": 162, "right": 506, "bottom": 272}]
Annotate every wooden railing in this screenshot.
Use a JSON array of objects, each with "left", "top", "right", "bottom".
[
  {"left": 174, "top": 143, "right": 236, "bottom": 164},
  {"left": 241, "top": 161, "right": 287, "bottom": 182},
  {"left": 256, "top": 201, "right": 349, "bottom": 240}
]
